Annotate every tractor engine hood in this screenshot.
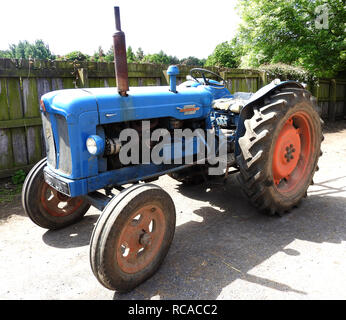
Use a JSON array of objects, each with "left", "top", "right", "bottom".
[
  {"left": 41, "top": 86, "right": 213, "bottom": 124},
  {"left": 84, "top": 86, "right": 213, "bottom": 124}
]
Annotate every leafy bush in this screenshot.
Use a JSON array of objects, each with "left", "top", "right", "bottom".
[
  {"left": 259, "top": 63, "right": 318, "bottom": 86},
  {"left": 11, "top": 169, "right": 26, "bottom": 185}
]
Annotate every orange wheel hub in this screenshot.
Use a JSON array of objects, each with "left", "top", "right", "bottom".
[
  {"left": 41, "top": 183, "right": 83, "bottom": 217},
  {"left": 272, "top": 118, "right": 301, "bottom": 184},
  {"left": 272, "top": 112, "right": 313, "bottom": 193},
  {"left": 116, "top": 204, "right": 166, "bottom": 274}
]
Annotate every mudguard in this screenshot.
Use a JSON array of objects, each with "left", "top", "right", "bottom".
[{"left": 235, "top": 80, "right": 304, "bottom": 155}]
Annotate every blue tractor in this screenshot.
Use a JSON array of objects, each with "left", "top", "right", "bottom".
[{"left": 22, "top": 7, "right": 323, "bottom": 292}]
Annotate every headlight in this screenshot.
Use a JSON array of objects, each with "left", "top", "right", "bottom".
[{"left": 86, "top": 135, "right": 105, "bottom": 155}]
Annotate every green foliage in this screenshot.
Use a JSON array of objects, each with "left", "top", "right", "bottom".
[
  {"left": 205, "top": 39, "right": 242, "bottom": 68},
  {"left": 136, "top": 47, "right": 144, "bottom": 62},
  {"left": 11, "top": 169, "right": 26, "bottom": 185},
  {"left": 0, "top": 39, "right": 206, "bottom": 68},
  {"left": 234, "top": 0, "right": 346, "bottom": 77},
  {"left": 143, "top": 50, "right": 179, "bottom": 65},
  {"left": 0, "top": 40, "right": 55, "bottom": 60},
  {"left": 127, "top": 46, "right": 136, "bottom": 63},
  {"left": 259, "top": 63, "right": 318, "bottom": 85},
  {"left": 180, "top": 56, "right": 206, "bottom": 66},
  {"left": 0, "top": 50, "right": 12, "bottom": 58},
  {"left": 59, "top": 51, "right": 90, "bottom": 61},
  {"left": 104, "top": 46, "right": 114, "bottom": 62},
  {"left": 90, "top": 46, "right": 106, "bottom": 62},
  {"left": 0, "top": 182, "right": 23, "bottom": 204}
]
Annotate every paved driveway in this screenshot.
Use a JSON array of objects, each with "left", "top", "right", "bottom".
[{"left": 1, "top": 121, "right": 346, "bottom": 300}]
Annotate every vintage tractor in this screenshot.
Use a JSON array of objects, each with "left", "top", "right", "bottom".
[{"left": 22, "top": 7, "right": 323, "bottom": 292}]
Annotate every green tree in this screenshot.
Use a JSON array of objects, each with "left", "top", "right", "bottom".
[
  {"left": 143, "top": 50, "right": 180, "bottom": 65},
  {"left": 180, "top": 56, "right": 206, "bottom": 66},
  {"left": 0, "top": 50, "right": 11, "bottom": 58},
  {"left": 143, "top": 50, "right": 169, "bottom": 64},
  {"left": 91, "top": 46, "right": 106, "bottom": 62},
  {"left": 104, "top": 46, "right": 114, "bottom": 62},
  {"left": 205, "top": 39, "right": 242, "bottom": 68},
  {"left": 4, "top": 40, "right": 55, "bottom": 59},
  {"left": 127, "top": 46, "right": 136, "bottom": 63},
  {"left": 136, "top": 47, "right": 144, "bottom": 62},
  {"left": 61, "top": 51, "right": 89, "bottom": 61},
  {"left": 235, "top": 0, "right": 346, "bottom": 77}
]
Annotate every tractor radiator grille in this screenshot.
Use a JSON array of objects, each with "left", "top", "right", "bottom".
[
  {"left": 56, "top": 114, "right": 72, "bottom": 175},
  {"left": 41, "top": 113, "right": 72, "bottom": 175},
  {"left": 41, "top": 112, "right": 56, "bottom": 168}
]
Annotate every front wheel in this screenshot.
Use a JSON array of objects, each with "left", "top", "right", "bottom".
[
  {"left": 237, "top": 87, "right": 323, "bottom": 215},
  {"left": 90, "top": 184, "right": 176, "bottom": 292},
  {"left": 22, "top": 158, "right": 90, "bottom": 229}
]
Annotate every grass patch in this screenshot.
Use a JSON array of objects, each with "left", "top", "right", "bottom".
[{"left": 0, "top": 182, "right": 23, "bottom": 204}]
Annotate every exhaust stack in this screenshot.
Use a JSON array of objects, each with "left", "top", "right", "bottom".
[{"left": 113, "top": 7, "right": 129, "bottom": 97}]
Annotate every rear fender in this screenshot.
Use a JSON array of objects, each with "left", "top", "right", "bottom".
[{"left": 235, "top": 80, "right": 304, "bottom": 156}]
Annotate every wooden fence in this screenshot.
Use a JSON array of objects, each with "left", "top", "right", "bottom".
[{"left": 0, "top": 58, "right": 345, "bottom": 178}]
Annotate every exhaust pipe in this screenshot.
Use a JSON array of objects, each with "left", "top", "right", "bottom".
[{"left": 113, "top": 6, "right": 129, "bottom": 97}]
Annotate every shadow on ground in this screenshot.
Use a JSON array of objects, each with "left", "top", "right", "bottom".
[
  {"left": 38, "top": 173, "right": 346, "bottom": 300},
  {"left": 322, "top": 119, "right": 346, "bottom": 134}
]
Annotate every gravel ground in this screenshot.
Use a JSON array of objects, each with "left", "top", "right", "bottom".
[{"left": 0, "top": 120, "right": 345, "bottom": 300}]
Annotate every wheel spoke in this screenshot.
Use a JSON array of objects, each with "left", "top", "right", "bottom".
[
  {"left": 138, "top": 213, "right": 153, "bottom": 232},
  {"left": 47, "top": 194, "right": 61, "bottom": 208}
]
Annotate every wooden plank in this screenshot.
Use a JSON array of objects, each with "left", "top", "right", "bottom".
[
  {"left": 0, "top": 129, "right": 13, "bottom": 170},
  {"left": 52, "top": 78, "right": 64, "bottom": 90},
  {"left": 0, "top": 117, "right": 42, "bottom": 129},
  {"left": 22, "top": 78, "right": 40, "bottom": 117},
  {"left": 7, "top": 78, "right": 23, "bottom": 119},
  {"left": 107, "top": 77, "right": 116, "bottom": 87},
  {"left": 0, "top": 163, "right": 37, "bottom": 179},
  {"left": 62, "top": 78, "right": 76, "bottom": 89},
  {"left": 89, "top": 78, "right": 102, "bottom": 88},
  {"left": 26, "top": 126, "right": 42, "bottom": 164},
  {"left": 6, "top": 77, "right": 26, "bottom": 168},
  {"left": 36, "top": 78, "right": 51, "bottom": 101},
  {"left": 27, "top": 78, "right": 46, "bottom": 164},
  {"left": 129, "top": 77, "right": 139, "bottom": 87},
  {"left": 0, "top": 78, "right": 14, "bottom": 170},
  {"left": 328, "top": 79, "right": 337, "bottom": 121},
  {"left": 0, "top": 79, "right": 10, "bottom": 120},
  {"left": 11, "top": 128, "right": 27, "bottom": 166}
]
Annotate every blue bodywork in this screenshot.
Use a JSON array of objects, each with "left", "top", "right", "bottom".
[{"left": 40, "top": 66, "right": 302, "bottom": 202}]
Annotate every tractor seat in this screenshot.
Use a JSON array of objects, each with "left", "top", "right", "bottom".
[{"left": 212, "top": 92, "right": 253, "bottom": 113}]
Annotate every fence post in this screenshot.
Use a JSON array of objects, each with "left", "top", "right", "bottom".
[
  {"left": 328, "top": 79, "right": 337, "bottom": 121},
  {"left": 77, "top": 68, "right": 89, "bottom": 88},
  {"left": 259, "top": 71, "right": 268, "bottom": 88}
]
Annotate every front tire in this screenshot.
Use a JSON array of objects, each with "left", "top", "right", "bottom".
[
  {"left": 22, "top": 158, "right": 90, "bottom": 229},
  {"left": 90, "top": 184, "right": 176, "bottom": 292},
  {"left": 237, "top": 87, "right": 323, "bottom": 215}
]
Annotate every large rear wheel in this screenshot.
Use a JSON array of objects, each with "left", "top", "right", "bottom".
[{"left": 237, "top": 87, "right": 323, "bottom": 215}]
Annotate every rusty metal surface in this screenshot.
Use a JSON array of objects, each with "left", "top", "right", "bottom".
[{"left": 113, "top": 6, "right": 129, "bottom": 97}]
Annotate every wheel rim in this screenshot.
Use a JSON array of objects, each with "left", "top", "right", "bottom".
[
  {"left": 272, "top": 111, "right": 313, "bottom": 193},
  {"left": 40, "top": 182, "right": 84, "bottom": 217},
  {"left": 116, "top": 204, "right": 166, "bottom": 274}
]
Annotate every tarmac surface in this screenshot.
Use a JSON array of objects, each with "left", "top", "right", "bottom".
[{"left": 0, "top": 121, "right": 345, "bottom": 300}]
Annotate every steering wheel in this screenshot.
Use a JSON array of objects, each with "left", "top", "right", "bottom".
[{"left": 189, "top": 68, "right": 227, "bottom": 87}]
